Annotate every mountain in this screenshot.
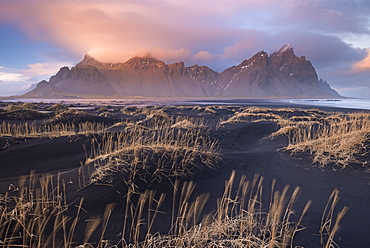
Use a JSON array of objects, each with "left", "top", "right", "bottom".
[
  {"left": 23, "top": 45, "right": 341, "bottom": 98},
  {"left": 215, "top": 44, "right": 337, "bottom": 97}
]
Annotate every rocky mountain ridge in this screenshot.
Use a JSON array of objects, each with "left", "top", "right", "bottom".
[{"left": 23, "top": 45, "right": 341, "bottom": 98}]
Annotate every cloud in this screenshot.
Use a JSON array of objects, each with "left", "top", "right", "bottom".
[
  {"left": 21, "top": 61, "right": 73, "bottom": 76},
  {"left": 0, "top": 71, "right": 29, "bottom": 82},
  {"left": 0, "top": 66, "right": 29, "bottom": 82},
  {"left": 275, "top": 0, "right": 370, "bottom": 34},
  {"left": 0, "top": 0, "right": 368, "bottom": 64},
  {"left": 0, "top": 67, "right": 31, "bottom": 95},
  {"left": 0, "top": 62, "right": 72, "bottom": 96},
  {"left": 193, "top": 51, "right": 214, "bottom": 62},
  {"left": 0, "top": 61, "right": 70, "bottom": 85},
  {"left": 353, "top": 49, "right": 370, "bottom": 72},
  {"left": 0, "top": 0, "right": 369, "bottom": 97},
  {"left": 336, "top": 85, "right": 370, "bottom": 98}
]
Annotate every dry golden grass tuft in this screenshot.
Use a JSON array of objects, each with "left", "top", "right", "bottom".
[
  {"left": 0, "top": 121, "right": 107, "bottom": 138},
  {"left": 220, "top": 108, "right": 282, "bottom": 124},
  {"left": 48, "top": 103, "right": 69, "bottom": 113},
  {"left": 0, "top": 102, "right": 47, "bottom": 120},
  {"left": 171, "top": 116, "right": 208, "bottom": 130},
  {"left": 274, "top": 112, "right": 370, "bottom": 169},
  {"left": 1, "top": 172, "right": 348, "bottom": 247},
  {"left": 319, "top": 189, "right": 349, "bottom": 248},
  {"left": 204, "top": 106, "right": 218, "bottom": 114},
  {"left": 136, "top": 111, "right": 171, "bottom": 128},
  {"left": 170, "top": 119, "right": 197, "bottom": 129},
  {"left": 142, "top": 171, "right": 311, "bottom": 248},
  {"left": 222, "top": 107, "right": 369, "bottom": 169},
  {"left": 4, "top": 102, "right": 37, "bottom": 112},
  {"left": 84, "top": 121, "right": 219, "bottom": 186},
  {"left": 0, "top": 172, "right": 86, "bottom": 247},
  {"left": 118, "top": 110, "right": 207, "bottom": 131},
  {"left": 121, "top": 106, "right": 168, "bottom": 117},
  {"left": 117, "top": 171, "right": 347, "bottom": 248},
  {"left": 98, "top": 111, "right": 117, "bottom": 118},
  {"left": 51, "top": 109, "right": 88, "bottom": 123}
]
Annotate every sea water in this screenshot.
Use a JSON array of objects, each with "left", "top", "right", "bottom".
[
  {"left": 186, "top": 98, "right": 370, "bottom": 110},
  {"left": 281, "top": 98, "right": 370, "bottom": 110},
  {"left": 2, "top": 98, "right": 370, "bottom": 110}
]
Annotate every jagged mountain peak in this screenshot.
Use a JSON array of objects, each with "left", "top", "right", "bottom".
[
  {"left": 23, "top": 45, "right": 341, "bottom": 98},
  {"left": 278, "top": 44, "right": 293, "bottom": 53},
  {"left": 82, "top": 53, "right": 96, "bottom": 61},
  {"left": 270, "top": 44, "right": 295, "bottom": 59},
  {"left": 77, "top": 54, "right": 104, "bottom": 67},
  {"left": 76, "top": 54, "right": 123, "bottom": 69},
  {"left": 269, "top": 45, "right": 318, "bottom": 86},
  {"left": 248, "top": 51, "right": 268, "bottom": 63}
]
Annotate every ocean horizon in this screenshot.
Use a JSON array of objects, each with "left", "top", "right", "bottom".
[{"left": 1, "top": 97, "right": 370, "bottom": 110}]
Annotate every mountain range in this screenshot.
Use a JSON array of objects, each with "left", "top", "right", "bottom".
[{"left": 23, "top": 45, "right": 341, "bottom": 98}]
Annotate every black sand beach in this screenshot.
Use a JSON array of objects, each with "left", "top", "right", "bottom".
[{"left": 0, "top": 100, "right": 369, "bottom": 247}]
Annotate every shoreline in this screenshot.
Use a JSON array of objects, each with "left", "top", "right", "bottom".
[{"left": 1, "top": 97, "right": 370, "bottom": 111}]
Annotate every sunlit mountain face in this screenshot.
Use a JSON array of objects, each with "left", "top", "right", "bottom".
[{"left": 23, "top": 45, "right": 340, "bottom": 99}]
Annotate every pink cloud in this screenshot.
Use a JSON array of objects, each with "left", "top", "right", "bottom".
[
  {"left": 353, "top": 49, "right": 370, "bottom": 72},
  {"left": 192, "top": 51, "right": 214, "bottom": 62},
  {"left": 0, "top": 1, "right": 243, "bottom": 57},
  {"left": 22, "top": 62, "right": 73, "bottom": 76},
  {"left": 221, "top": 34, "right": 270, "bottom": 59},
  {"left": 0, "top": 0, "right": 369, "bottom": 97},
  {"left": 0, "top": 0, "right": 368, "bottom": 65}
]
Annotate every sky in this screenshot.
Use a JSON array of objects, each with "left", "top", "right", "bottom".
[{"left": 0, "top": 0, "right": 369, "bottom": 97}]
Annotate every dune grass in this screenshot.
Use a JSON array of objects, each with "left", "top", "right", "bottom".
[
  {"left": 0, "top": 121, "right": 107, "bottom": 138},
  {"left": 221, "top": 107, "right": 370, "bottom": 169},
  {"left": 139, "top": 171, "right": 312, "bottom": 248},
  {"left": 73, "top": 109, "right": 216, "bottom": 187},
  {"left": 0, "top": 103, "right": 108, "bottom": 139},
  {"left": 85, "top": 121, "right": 219, "bottom": 186},
  {"left": 4, "top": 102, "right": 37, "bottom": 112},
  {"left": 0, "top": 104, "right": 352, "bottom": 247},
  {"left": 274, "top": 112, "right": 370, "bottom": 169},
  {"left": 220, "top": 107, "right": 283, "bottom": 124},
  {"left": 0, "top": 171, "right": 347, "bottom": 247},
  {"left": 0, "top": 172, "right": 78, "bottom": 248}
]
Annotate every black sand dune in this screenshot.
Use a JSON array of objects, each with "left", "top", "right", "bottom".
[{"left": 0, "top": 101, "right": 369, "bottom": 247}]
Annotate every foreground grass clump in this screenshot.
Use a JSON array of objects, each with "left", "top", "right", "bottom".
[
  {"left": 221, "top": 107, "right": 369, "bottom": 169},
  {"left": 135, "top": 175, "right": 346, "bottom": 248},
  {"left": 138, "top": 172, "right": 313, "bottom": 248},
  {"left": 84, "top": 122, "right": 219, "bottom": 186},
  {"left": 274, "top": 112, "right": 370, "bottom": 169},
  {"left": 0, "top": 171, "right": 347, "bottom": 247},
  {"left": 0, "top": 172, "right": 84, "bottom": 247}
]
